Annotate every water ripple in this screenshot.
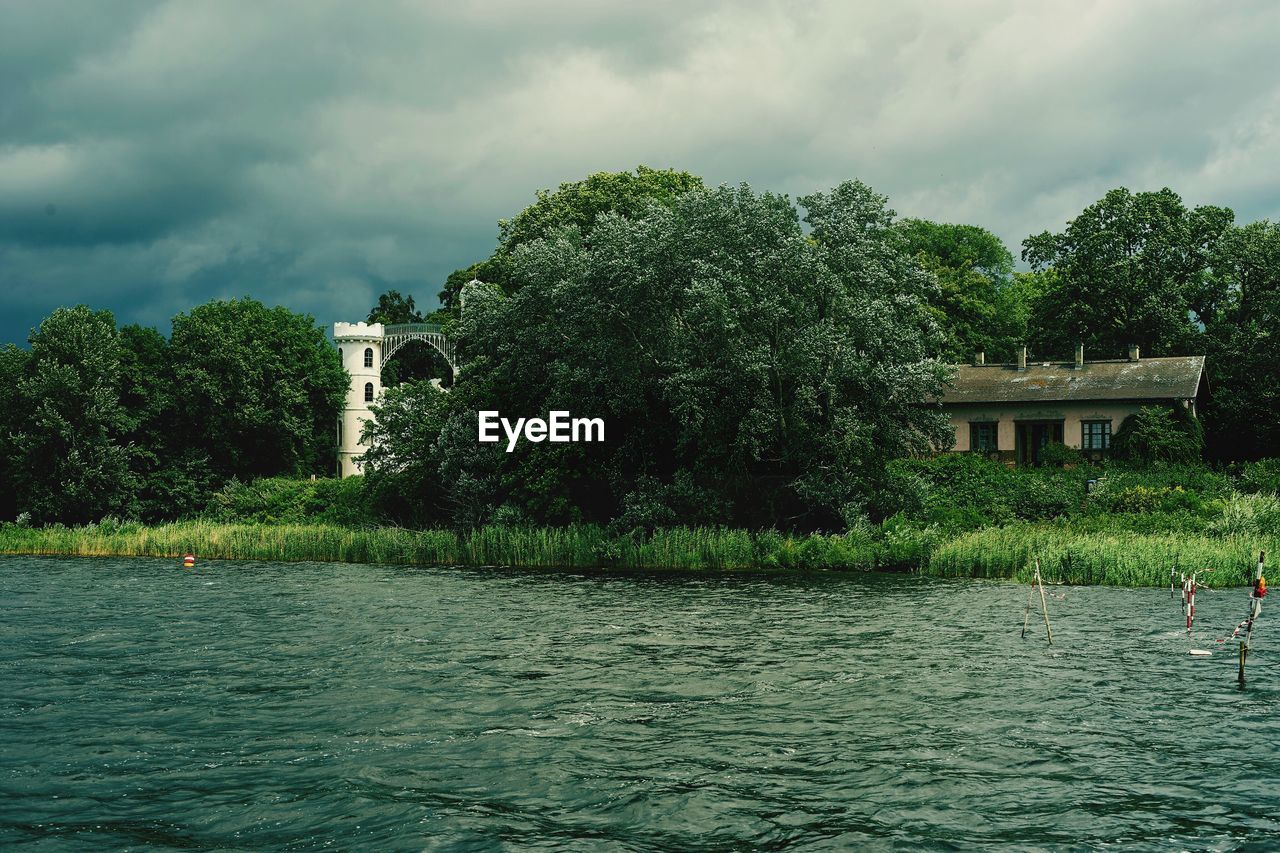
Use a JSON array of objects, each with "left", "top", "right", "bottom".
[{"left": 2, "top": 556, "right": 1278, "bottom": 850}]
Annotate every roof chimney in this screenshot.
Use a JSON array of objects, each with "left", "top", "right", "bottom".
[
  {"left": 1128, "top": 344, "right": 1140, "bottom": 362},
  {"left": 1075, "top": 342, "right": 1084, "bottom": 369},
  {"left": 973, "top": 351, "right": 985, "bottom": 366},
  {"left": 1016, "top": 346, "right": 1027, "bottom": 371}
]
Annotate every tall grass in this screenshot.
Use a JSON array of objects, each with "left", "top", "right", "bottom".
[
  {"left": 0, "top": 521, "right": 890, "bottom": 572},
  {"left": 927, "top": 525, "right": 1275, "bottom": 587}
]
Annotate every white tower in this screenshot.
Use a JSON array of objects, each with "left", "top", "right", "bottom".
[
  {"left": 332, "top": 320, "right": 457, "bottom": 477},
  {"left": 333, "top": 322, "right": 384, "bottom": 477}
]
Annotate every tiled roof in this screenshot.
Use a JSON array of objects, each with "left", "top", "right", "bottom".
[{"left": 941, "top": 356, "right": 1204, "bottom": 404}]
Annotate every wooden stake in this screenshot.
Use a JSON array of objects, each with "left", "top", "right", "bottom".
[
  {"left": 1021, "top": 568, "right": 1035, "bottom": 639},
  {"left": 1036, "top": 560, "right": 1054, "bottom": 646},
  {"left": 1239, "top": 642, "right": 1248, "bottom": 687}
]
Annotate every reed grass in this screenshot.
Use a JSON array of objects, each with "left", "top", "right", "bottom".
[
  {"left": 926, "top": 525, "right": 1276, "bottom": 587},
  {"left": 0, "top": 521, "right": 888, "bottom": 572}
]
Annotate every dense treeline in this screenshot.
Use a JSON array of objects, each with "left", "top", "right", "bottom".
[
  {"left": 3, "top": 167, "right": 1280, "bottom": 536},
  {"left": 0, "top": 299, "right": 345, "bottom": 525}
]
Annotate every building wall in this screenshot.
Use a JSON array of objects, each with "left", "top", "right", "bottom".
[
  {"left": 946, "top": 401, "right": 1162, "bottom": 458},
  {"left": 334, "top": 322, "right": 384, "bottom": 477}
]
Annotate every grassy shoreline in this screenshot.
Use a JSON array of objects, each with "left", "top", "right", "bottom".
[
  {"left": 0, "top": 521, "right": 898, "bottom": 572},
  {"left": 1, "top": 520, "right": 1273, "bottom": 584},
  {"left": 925, "top": 526, "right": 1275, "bottom": 587}
]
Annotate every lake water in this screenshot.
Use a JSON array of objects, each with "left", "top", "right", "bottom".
[{"left": 2, "top": 556, "right": 1278, "bottom": 850}]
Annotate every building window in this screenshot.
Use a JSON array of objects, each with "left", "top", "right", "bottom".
[
  {"left": 970, "top": 422, "right": 998, "bottom": 453},
  {"left": 337, "top": 347, "right": 343, "bottom": 362},
  {"left": 1082, "top": 420, "right": 1111, "bottom": 450},
  {"left": 364, "top": 382, "right": 374, "bottom": 403},
  {"left": 364, "top": 347, "right": 374, "bottom": 368}
]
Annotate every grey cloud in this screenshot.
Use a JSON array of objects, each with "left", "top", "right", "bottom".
[{"left": 2, "top": 0, "right": 1279, "bottom": 345}]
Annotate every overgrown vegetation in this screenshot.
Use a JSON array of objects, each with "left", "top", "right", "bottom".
[
  {"left": 6, "top": 170, "right": 1280, "bottom": 583},
  {"left": 0, "top": 520, "right": 903, "bottom": 573},
  {"left": 2, "top": 455, "right": 1276, "bottom": 583}
]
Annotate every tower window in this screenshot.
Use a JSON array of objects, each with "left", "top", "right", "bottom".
[
  {"left": 364, "top": 382, "right": 374, "bottom": 403},
  {"left": 364, "top": 347, "right": 374, "bottom": 368}
]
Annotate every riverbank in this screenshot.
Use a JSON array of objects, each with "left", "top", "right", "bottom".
[{"left": 1, "top": 520, "right": 1273, "bottom": 583}]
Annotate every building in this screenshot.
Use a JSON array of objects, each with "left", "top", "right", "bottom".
[
  {"left": 939, "top": 345, "right": 1204, "bottom": 465},
  {"left": 332, "top": 320, "right": 457, "bottom": 478},
  {"left": 333, "top": 322, "right": 385, "bottom": 478}
]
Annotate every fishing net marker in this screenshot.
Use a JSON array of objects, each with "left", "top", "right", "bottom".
[
  {"left": 1238, "top": 550, "right": 1266, "bottom": 687},
  {"left": 1020, "top": 558, "right": 1053, "bottom": 646}
]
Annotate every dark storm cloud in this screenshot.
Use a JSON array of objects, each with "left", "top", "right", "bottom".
[{"left": 2, "top": 0, "right": 1279, "bottom": 344}]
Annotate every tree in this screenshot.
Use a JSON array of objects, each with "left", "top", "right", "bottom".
[
  {"left": 118, "top": 324, "right": 220, "bottom": 521},
  {"left": 10, "top": 306, "right": 139, "bottom": 524},
  {"left": 0, "top": 344, "right": 31, "bottom": 521},
  {"left": 358, "top": 380, "right": 451, "bottom": 527},
  {"left": 1022, "top": 187, "right": 1234, "bottom": 359},
  {"left": 438, "top": 166, "right": 705, "bottom": 310},
  {"left": 167, "top": 298, "right": 347, "bottom": 480},
  {"left": 1111, "top": 405, "right": 1203, "bottom": 464},
  {"left": 366, "top": 289, "right": 423, "bottom": 325},
  {"left": 899, "top": 219, "right": 1026, "bottom": 363},
  {"left": 430, "top": 180, "right": 951, "bottom": 530},
  {"left": 1203, "top": 221, "right": 1280, "bottom": 459}
]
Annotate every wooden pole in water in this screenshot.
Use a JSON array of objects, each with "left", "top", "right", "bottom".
[
  {"left": 1036, "top": 559, "right": 1054, "bottom": 646},
  {"left": 1022, "top": 566, "right": 1035, "bottom": 639}
]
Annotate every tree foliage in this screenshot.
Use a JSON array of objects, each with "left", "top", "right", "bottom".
[
  {"left": 10, "top": 307, "right": 139, "bottom": 524},
  {"left": 438, "top": 166, "right": 704, "bottom": 310},
  {"left": 0, "top": 343, "right": 32, "bottom": 521},
  {"left": 0, "top": 299, "right": 350, "bottom": 524},
  {"left": 1111, "top": 405, "right": 1204, "bottom": 465},
  {"left": 358, "top": 379, "right": 451, "bottom": 527},
  {"left": 167, "top": 298, "right": 347, "bottom": 481},
  {"left": 1022, "top": 187, "right": 1234, "bottom": 359},
  {"left": 899, "top": 219, "right": 1028, "bottom": 363},
  {"left": 1203, "top": 221, "right": 1280, "bottom": 459},
  {"left": 417, "top": 181, "right": 952, "bottom": 530}
]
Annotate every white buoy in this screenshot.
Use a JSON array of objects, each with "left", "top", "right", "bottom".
[{"left": 1189, "top": 649, "right": 1213, "bottom": 657}]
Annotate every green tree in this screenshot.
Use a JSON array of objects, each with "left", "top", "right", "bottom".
[
  {"left": 899, "top": 219, "right": 1026, "bottom": 362},
  {"left": 11, "top": 306, "right": 139, "bottom": 524},
  {"left": 438, "top": 166, "right": 705, "bottom": 309},
  {"left": 1203, "top": 221, "right": 1280, "bottom": 459},
  {"left": 366, "top": 289, "right": 423, "bottom": 325},
  {"left": 0, "top": 344, "right": 31, "bottom": 520},
  {"left": 1022, "top": 187, "right": 1234, "bottom": 359},
  {"left": 358, "top": 379, "right": 451, "bottom": 527},
  {"left": 433, "top": 180, "right": 951, "bottom": 529},
  {"left": 1111, "top": 405, "right": 1204, "bottom": 464},
  {"left": 167, "top": 298, "right": 347, "bottom": 480},
  {"left": 118, "top": 324, "right": 220, "bottom": 521}
]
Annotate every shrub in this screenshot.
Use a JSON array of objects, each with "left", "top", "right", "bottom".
[
  {"left": 1111, "top": 405, "right": 1203, "bottom": 464},
  {"left": 1237, "top": 458, "right": 1280, "bottom": 495},
  {"left": 1039, "top": 442, "right": 1083, "bottom": 468},
  {"left": 205, "top": 477, "right": 376, "bottom": 526},
  {"left": 1211, "top": 492, "right": 1280, "bottom": 538}
]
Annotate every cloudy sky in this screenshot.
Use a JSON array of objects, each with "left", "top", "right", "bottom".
[{"left": 3, "top": 0, "right": 1279, "bottom": 345}]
